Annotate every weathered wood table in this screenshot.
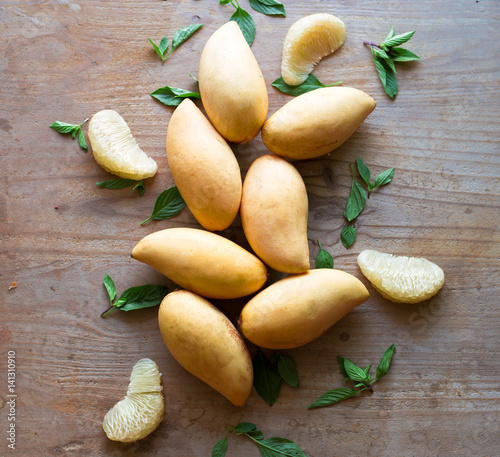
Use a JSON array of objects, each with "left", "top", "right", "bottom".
[{"left": 1, "top": 0, "right": 499, "bottom": 455}]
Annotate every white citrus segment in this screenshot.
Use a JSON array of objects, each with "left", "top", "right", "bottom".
[
  {"left": 281, "top": 13, "right": 346, "bottom": 86},
  {"left": 102, "top": 359, "right": 164, "bottom": 442},
  {"left": 357, "top": 250, "right": 445, "bottom": 304},
  {"left": 88, "top": 109, "right": 158, "bottom": 180}
]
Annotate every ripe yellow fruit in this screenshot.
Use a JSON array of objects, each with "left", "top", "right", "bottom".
[
  {"left": 357, "top": 249, "right": 445, "bottom": 304},
  {"left": 239, "top": 269, "right": 369, "bottom": 349},
  {"left": 88, "top": 109, "right": 157, "bottom": 180},
  {"left": 102, "top": 358, "right": 164, "bottom": 442},
  {"left": 262, "top": 86, "right": 376, "bottom": 160},
  {"left": 158, "top": 290, "right": 253, "bottom": 406},
  {"left": 281, "top": 13, "right": 346, "bottom": 86},
  {"left": 166, "top": 98, "right": 242, "bottom": 231},
  {"left": 131, "top": 228, "right": 268, "bottom": 299},
  {"left": 199, "top": 21, "right": 268, "bottom": 144},
  {"left": 241, "top": 154, "right": 309, "bottom": 273}
]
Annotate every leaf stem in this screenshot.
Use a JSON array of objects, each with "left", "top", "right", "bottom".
[
  {"left": 101, "top": 305, "right": 116, "bottom": 318},
  {"left": 79, "top": 118, "right": 89, "bottom": 128},
  {"left": 363, "top": 41, "right": 380, "bottom": 49}
]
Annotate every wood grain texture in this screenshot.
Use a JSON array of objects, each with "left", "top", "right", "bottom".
[{"left": 1, "top": 0, "right": 499, "bottom": 456}]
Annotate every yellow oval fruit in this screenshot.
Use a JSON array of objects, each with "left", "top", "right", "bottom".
[
  {"left": 239, "top": 269, "right": 369, "bottom": 349},
  {"left": 131, "top": 228, "right": 268, "bottom": 299},
  {"left": 282, "top": 13, "right": 346, "bottom": 86},
  {"left": 88, "top": 109, "right": 158, "bottom": 180},
  {"left": 166, "top": 99, "right": 242, "bottom": 231},
  {"left": 158, "top": 290, "right": 253, "bottom": 406},
  {"left": 241, "top": 154, "right": 309, "bottom": 273},
  {"left": 261, "top": 87, "right": 376, "bottom": 160},
  {"left": 357, "top": 249, "right": 445, "bottom": 303},
  {"left": 199, "top": 21, "right": 268, "bottom": 144}
]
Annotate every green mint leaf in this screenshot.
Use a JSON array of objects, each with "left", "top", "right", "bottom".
[
  {"left": 373, "top": 47, "right": 391, "bottom": 61},
  {"left": 148, "top": 38, "right": 163, "bottom": 59},
  {"left": 363, "top": 364, "right": 372, "bottom": 376},
  {"left": 309, "top": 387, "right": 360, "bottom": 409},
  {"left": 249, "top": 0, "right": 286, "bottom": 17},
  {"left": 255, "top": 437, "right": 306, "bottom": 457},
  {"left": 380, "top": 59, "right": 398, "bottom": 99},
  {"left": 381, "top": 54, "right": 397, "bottom": 75},
  {"left": 247, "top": 430, "right": 265, "bottom": 440},
  {"left": 212, "top": 436, "right": 228, "bottom": 457},
  {"left": 276, "top": 352, "right": 299, "bottom": 388},
  {"left": 356, "top": 157, "right": 371, "bottom": 186},
  {"left": 336, "top": 356, "right": 349, "bottom": 379},
  {"left": 343, "top": 358, "right": 369, "bottom": 383},
  {"left": 158, "top": 36, "right": 169, "bottom": 56},
  {"left": 103, "top": 274, "right": 117, "bottom": 304},
  {"left": 150, "top": 85, "right": 201, "bottom": 107},
  {"left": 141, "top": 186, "right": 186, "bottom": 225},
  {"left": 133, "top": 180, "right": 145, "bottom": 196},
  {"left": 340, "top": 225, "right": 356, "bottom": 249},
  {"left": 372, "top": 52, "right": 387, "bottom": 89},
  {"left": 315, "top": 241, "right": 334, "bottom": 269},
  {"left": 231, "top": 6, "right": 256, "bottom": 46},
  {"left": 344, "top": 165, "right": 367, "bottom": 222},
  {"left": 96, "top": 178, "right": 135, "bottom": 190},
  {"left": 390, "top": 47, "right": 420, "bottom": 62},
  {"left": 172, "top": 24, "right": 203, "bottom": 49},
  {"left": 382, "top": 30, "right": 415, "bottom": 48},
  {"left": 271, "top": 74, "right": 342, "bottom": 96},
  {"left": 49, "top": 121, "right": 80, "bottom": 134},
  {"left": 219, "top": 0, "right": 232, "bottom": 4},
  {"left": 253, "top": 349, "right": 282, "bottom": 406},
  {"left": 385, "top": 27, "right": 395, "bottom": 42},
  {"left": 77, "top": 128, "right": 88, "bottom": 151},
  {"left": 117, "top": 284, "right": 168, "bottom": 312},
  {"left": 375, "top": 343, "right": 396, "bottom": 381},
  {"left": 112, "top": 297, "right": 128, "bottom": 309},
  {"left": 234, "top": 422, "right": 257, "bottom": 434},
  {"left": 373, "top": 168, "right": 395, "bottom": 189}
]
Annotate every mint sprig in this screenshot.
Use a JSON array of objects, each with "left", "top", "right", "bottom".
[
  {"left": 309, "top": 344, "right": 396, "bottom": 409},
  {"left": 150, "top": 85, "right": 201, "bottom": 107},
  {"left": 341, "top": 158, "right": 395, "bottom": 248},
  {"left": 220, "top": 0, "right": 256, "bottom": 46},
  {"left": 212, "top": 422, "right": 306, "bottom": 457},
  {"left": 100, "top": 274, "right": 168, "bottom": 318},
  {"left": 364, "top": 28, "right": 419, "bottom": 99},
  {"left": 272, "top": 74, "right": 343, "bottom": 96},
  {"left": 148, "top": 24, "right": 203, "bottom": 62},
  {"left": 141, "top": 186, "right": 186, "bottom": 225},
  {"left": 50, "top": 118, "right": 89, "bottom": 152},
  {"left": 249, "top": 0, "right": 286, "bottom": 17}
]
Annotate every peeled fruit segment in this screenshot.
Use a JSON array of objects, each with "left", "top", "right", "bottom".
[
  {"left": 102, "top": 358, "right": 164, "bottom": 442},
  {"left": 357, "top": 249, "right": 445, "bottom": 304},
  {"left": 281, "top": 13, "right": 346, "bottom": 86},
  {"left": 158, "top": 290, "right": 253, "bottom": 406},
  {"left": 131, "top": 227, "right": 268, "bottom": 299},
  {"left": 166, "top": 98, "right": 242, "bottom": 231},
  {"left": 239, "top": 269, "right": 369, "bottom": 349},
  {"left": 199, "top": 21, "right": 268, "bottom": 144},
  {"left": 261, "top": 86, "right": 376, "bottom": 160},
  {"left": 88, "top": 109, "right": 157, "bottom": 180},
  {"left": 241, "top": 154, "right": 309, "bottom": 273}
]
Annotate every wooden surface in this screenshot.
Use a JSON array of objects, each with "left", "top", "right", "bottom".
[{"left": 1, "top": 0, "right": 499, "bottom": 455}]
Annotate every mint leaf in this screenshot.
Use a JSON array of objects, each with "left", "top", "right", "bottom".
[
  {"left": 133, "top": 180, "right": 145, "bottom": 196},
  {"left": 372, "top": 52, "right": 387, "bottom": 89},
  {"left": 247, "top": 430, "right": 264, "bottom": 440},
  {"left": 234, "top": 423, "right": 257, "bottom": 434},
  {"left": 382, "top": 30, "right": 415, "bottom": 49},
  {"left": 344, "top": 165, "right": 367, "bottom": 222},
  {"left": 272, "top": 74, "right": 342, "bottom": 96},
  {"left": 96, "top": 178, "right": 135, "bottom": 190},
  {"left": 384, "top": 27, "right": 395, "bottom": 42},
  {"left": 231, "top": 5, "right": 256, "bottom": 46},
  {"left": 390, "top": 47, "right": 420, "bottom": 62},
  {"left": 50, "top": 121, "right": 79, "bottom": 134},
  {"left": 212, "top": 436, "right": 228, "bottom": 457},
  {"left": 256, "top": 437, "right": 306, "bottom": 457},
  {"left": 77, "top": 128, "right": 87, "bottom": 151},
  {"left": 150, "top": 85, "right": 201, "bottom": 107},
  {"left": 373, "top": 168, "right": 395, "bottom": 189},
  {"left": 340, "top": 225, "right": 356, "bottom": 249},
  {"left": 375, "top": 343, "right": 396, "bottom": 381},
  {"left": 315, "top": 241, "right": 334, "bottom": 269},
  {"left": 343, "top": 358, "right": 369, "bottom": 383},
  {"left": 141, "top": 186, "right": 186, "bottom": 225},
  {"left": 381, "top": 59, "right": 398, "bottom": 99},
  {"left": 148, "top": 37, "right": 169, "bottom": 61},
  {"left": 276, "top": 352, "right": 299, "bottom": 388},
  {"left": 356, "top": 158, "right": 371, "bottom": 186},
  {"left": 249, "top": 0, "right": 286, "bottom": 17},
  {"left": 308, "top": 387, "right": 360, "bottom": 409},
  {"left": 117, "top": 284, "right": 168, "bottom": 312},
  {"left": 172, "top": 24, "right": 203, "bottom": 49},
  {"left": 103, "top": 274, "right": 117, "bottom": 303},
  {"left": 253, "top": 349, "right": 282, "bottom": 406}
]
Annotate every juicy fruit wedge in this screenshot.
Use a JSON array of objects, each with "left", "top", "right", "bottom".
[
  {"left": 357, "top": 250, "right": 445, "bottom": 304},
  {"left": 102, "top": 358, "right": 164, "bottom": 442},
  {"left": 281, "top": 13, "right": 346, "bottom": 86},
  {"left": 88, "top": 109, "right": 158, "bottom": 180}
]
